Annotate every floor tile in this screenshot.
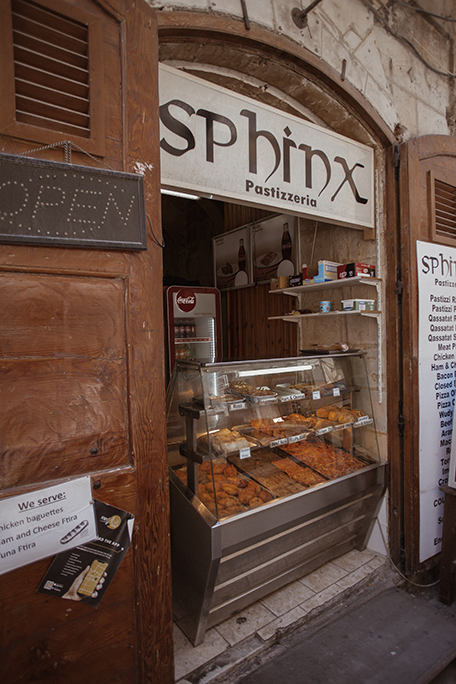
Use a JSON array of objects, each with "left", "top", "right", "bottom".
[
  {"left": 215, "top": 602, "right": 276, "bottom": 647},
  {"left": 173, "top": 623, "right": 190, "bottom": 652},
  {"left": 366, "top": 554, "right": 387, "bottom": 571},
  {"left": 335, "top": 562, "right": 376, "bottom": 590},
  {"left": 332, "top": 548, "right": 375, "bottom": 572},
  {"left": 174, "top": 626, "right": 229, "bottom": 681},
  {"left": 300, "top": 560, "right": 348, "bottom": 592},
  {"left": 260, "top": 579, "right": 315, "bottom": 616},
  {"left": 301, "top": 582, "right": 345, "bottom": 612},
  {"left": 257, "top": 605, "right": 307, "bottom": 641}
]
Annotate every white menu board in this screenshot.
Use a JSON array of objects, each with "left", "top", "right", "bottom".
[
  {"left": 417, "top": 241, "right": 456, "bottom": 561},
  {"left": 0, "top": 476, "right": 96, "bottom": 575}
]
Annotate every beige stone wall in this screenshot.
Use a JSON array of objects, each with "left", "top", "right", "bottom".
[{"left": 150, "top": 0, "right": 456, "bottom": 140}]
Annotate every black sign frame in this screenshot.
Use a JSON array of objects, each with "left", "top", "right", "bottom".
[{"left": 0, "top": 153, "right": 147, "bottom": 250}]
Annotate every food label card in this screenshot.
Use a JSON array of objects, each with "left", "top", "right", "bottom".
[{"left": 37, "top": 500, "right": 134, "bottom": 608}]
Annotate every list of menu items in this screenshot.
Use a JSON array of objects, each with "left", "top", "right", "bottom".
[
  {"left": 417, "top": 242, "right": 456, "bottom": 561},
  {"left": 0, "top": 477, "right": 96, "bottom": 575}
]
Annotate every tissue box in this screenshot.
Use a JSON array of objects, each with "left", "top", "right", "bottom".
[
  {"left": 341, "top": 299, "right": 376, "bottom": 311},
  {"left": 337, "top": 263, "right": 376, "bottom": 279}
]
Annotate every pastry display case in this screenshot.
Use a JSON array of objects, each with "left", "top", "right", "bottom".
[{"left": 167, "top": 353, "right": 386, "bottom": 645}]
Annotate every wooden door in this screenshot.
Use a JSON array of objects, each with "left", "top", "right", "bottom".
[
  {"left": 0, "top": 1, "right": 173, "bottom": 682},
  {"left": 391, "top": 136, "right": 456, "bottom": 578}
]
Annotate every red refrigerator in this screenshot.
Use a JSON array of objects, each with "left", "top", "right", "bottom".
[{"left": 165, "top": 286, "right": 223, "bottom": 377}]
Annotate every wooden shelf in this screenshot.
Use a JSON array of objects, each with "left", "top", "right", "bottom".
[
  {"left": 269, "top": 276, "right": 381, "bottom": 297},
  {"left": 269, "top": 310, "right": 380, "bottom": 322},
  {"left": 268, "top": 275, "right": 383, "bottom": 403}
]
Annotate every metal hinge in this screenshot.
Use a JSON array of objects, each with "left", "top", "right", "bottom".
[
  {"left": 393, "top": 142, "right": 400, "bottom": 180},
  {"left": 398, "top": 399, "right": 405, "bottom": 436}
]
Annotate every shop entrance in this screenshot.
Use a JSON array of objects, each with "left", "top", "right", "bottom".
[{"left": 161, "top": 193, "right": 298, "bottom": 367}]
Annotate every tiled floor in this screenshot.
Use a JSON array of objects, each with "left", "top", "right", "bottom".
[{"left": 174, "top": 548, "right": 391, "bottom": 683}]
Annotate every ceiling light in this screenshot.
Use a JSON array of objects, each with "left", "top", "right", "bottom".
[
  {"left": 161, "top": 188, "right": 200, "bottom": 200},
  {"left": 237, "top": 364, "right": 313, "bottom": 377}
]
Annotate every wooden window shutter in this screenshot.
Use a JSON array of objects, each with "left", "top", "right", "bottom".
[
  {"left": 430, "top": 170, "right": 456, "bottom": 246},
  {"left": 0, "top": 0, "right": 105, "bottom": 156}
]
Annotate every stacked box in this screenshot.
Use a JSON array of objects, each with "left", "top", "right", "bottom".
[
  {"left": 341, "top": 299, "right": 376, "bottom": 311},
  {"left": 337, "top": 263, "right": 376, "bottom": 279},
  {"left": 314, "top": 260, "right": 342, "bottom": 283}
]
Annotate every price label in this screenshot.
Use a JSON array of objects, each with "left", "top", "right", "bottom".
[
  {"left": 333, "top": 387, "right": 341, "bottom": 397},
  {"left": 315, "top": 426, "right": 332, "bottom": 435},
  {"left": 258, "top": 396, "right": 278, "bottom": 404},
  {"left": 355, "top": 416, "right": 372, "bottom": 426},
  {"left": 288, "top": 433, "right": 307, "bottom": 443},
  {"left": 280, "top": 395, "right": 294, "bottom": 402},
  {"left": 270, "top": 438, "right": 288, "bottom": 448},
  {"left": 333, "top": 422, "right": 351, "bottom": 431},
  {"left": 239, "top": 447, "right": 251, "bottom": 459},
  {"left": 312, "top": 390, "right": 321, "bottom": 400},
  {"left": 230, "top": 402, "right": 247, "bottom": 411}
]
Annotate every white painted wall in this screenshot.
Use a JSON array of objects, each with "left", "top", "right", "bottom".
[{"left": 149, "top": 0, "right": 456, "bottom": 140}]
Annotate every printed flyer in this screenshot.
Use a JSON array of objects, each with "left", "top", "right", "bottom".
[
  {"left": 37, "top": 500, "right": 134, "bottom": 608},
  {"left": 417, "top": 241, "right": 456, "bottom": 561}
]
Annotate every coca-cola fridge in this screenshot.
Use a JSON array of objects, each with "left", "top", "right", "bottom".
[{"left": 165, "top": 286, "right": 222, "bottom": 377}]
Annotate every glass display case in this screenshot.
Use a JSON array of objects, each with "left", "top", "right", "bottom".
[{"left": 167, "top": 353, "right": 386, "bottom": 646}]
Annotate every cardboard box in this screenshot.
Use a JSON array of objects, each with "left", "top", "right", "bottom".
[
  {"left": 337, "top": 263, "right": 376, "bottom": 279},
  {"left": 301, "top": 264, "right": 318, "bottom": 280},
  {"left": 314, "top": 260, "right": 342, "bottom": 283},
  {"left": 341, "top": 299, "right": 376, "bottom": 311}
]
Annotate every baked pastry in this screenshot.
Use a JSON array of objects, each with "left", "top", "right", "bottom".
[
  {"left": 199, "top": 428, "right": 252, "bottom": 454},
  {"left": 272, "top": 458, "right": 326, "bottom": 487}
]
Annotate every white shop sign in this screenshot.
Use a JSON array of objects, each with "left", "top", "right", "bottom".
[
  {"left": 0, "top": 476, "right": 96, "bottom": 575},
  {"left": 417, "top": 241, "right": 456, "bottom": 561},
  {"left": 159, "top": 64, "right": 374, "bottom": 229}
]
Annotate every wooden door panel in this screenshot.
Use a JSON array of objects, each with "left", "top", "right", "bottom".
[
  {"left": 0, "top": 245, "right": 131, "bottom": 277},
  {"left": 0, "top": 273, "right": 126, "bottom": 358},
  {"left": 397, "top": 136, "right": 456, "bottom": 576},
  {"left": 5, "top": 595, "right": 136, "bottom": 682},
  {"left": 1, "top": 272, "right": 130, "bottom": 489},
  {"left": 1, "top": 359, "right": 129, "bottom": 487},
  {"left": 0, "top": 1, "right": 174, "bottom": 681}
]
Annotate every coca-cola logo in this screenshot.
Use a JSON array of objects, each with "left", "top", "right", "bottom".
[{"left": 176, "top": 288, "right": 196, "bottom": 312}]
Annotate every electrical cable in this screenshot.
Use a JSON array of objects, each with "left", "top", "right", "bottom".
[
  {"left": 394, "top": 0, "right": 456, "bottom": 23},
  {"left": 360, "top": 0, "right": 456, "bottom": 78},
  {"left": 147, "top": 214, "right": 165, "bottom": 249},
  {"left": 376, "top": 516, "right": 440, "bottom": 587}
]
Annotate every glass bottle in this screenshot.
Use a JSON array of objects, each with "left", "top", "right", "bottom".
[
  {"left": 238, "top": 238, "right": 246, "bottom": 272},
  {"left": 281, "top": 223, "right": 292, "bottom": 261}
]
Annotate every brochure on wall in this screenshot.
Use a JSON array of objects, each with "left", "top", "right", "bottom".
[
  {"left": 0, "top": 476, "right": 96, "bottom": 576},
  {"left": 213, "top": 225, "right": 251, "bottom": 290},
  {"left": 417, "top": 241, "right": 456, "bottom": 562},
  {"left": 251, "top": 215, "right": 298, "bottom": 284},
  {"left": 37, "top": 500, "right": 134, "bottom": 608}
]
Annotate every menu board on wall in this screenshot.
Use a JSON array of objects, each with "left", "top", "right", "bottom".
[
  {"left": 417, "top": 241, "right": 456, "bottom": 561},
  {"left": 252, "top": 215, "right": 298, "bottom": 284},
  {"left": 213, "top": 226, "right": 251, "bottom": 290}
]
